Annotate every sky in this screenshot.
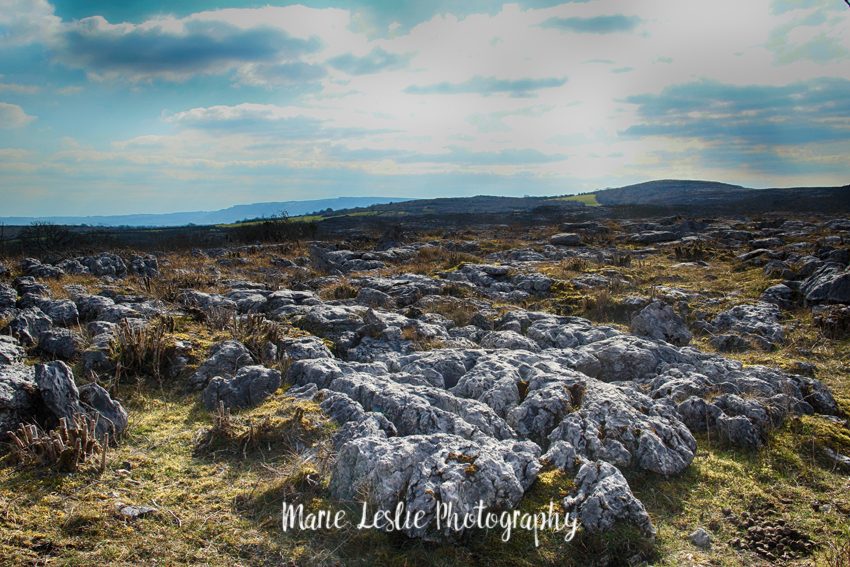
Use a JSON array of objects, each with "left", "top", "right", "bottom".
[{"left": 0, "top": 0, "right": 848, "bottom": 216}]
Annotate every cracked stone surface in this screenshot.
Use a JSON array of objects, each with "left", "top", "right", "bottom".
[{"left": 278, "top": 291, "right": 837, "bottom": 539}]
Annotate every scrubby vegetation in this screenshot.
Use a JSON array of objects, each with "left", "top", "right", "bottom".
[{"left": 1, "top": 212, "right": 849, "bottom": 566}]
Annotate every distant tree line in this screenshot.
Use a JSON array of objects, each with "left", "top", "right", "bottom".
[{"left": 0, "top": 215, "right": 319, "bottom": 259}]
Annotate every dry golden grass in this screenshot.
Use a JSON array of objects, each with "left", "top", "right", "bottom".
[{"left": 2, "top": 225, "right": 849, "bottom": 566}]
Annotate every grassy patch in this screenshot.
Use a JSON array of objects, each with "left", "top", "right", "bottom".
[{"left": 551, "top": 194, "right": 601, "bottom": 207}]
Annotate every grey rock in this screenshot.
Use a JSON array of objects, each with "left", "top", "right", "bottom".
[
  {"left": 0, "top": 283, "right": 17, "bottom": 310},
  {"left": 13, "top": 276, "right": 50, "bottom": 297},
  {"left": 79, "top": 382, "right": 129, "bottom": 440},
  {"left": 751, "top": 237, "right": 782, "bottom": 249},
  {"left": 129, "top": 255, "right": 159, "bottom": 277},
  {"left": 178, "top": 290, "right": 237, "bottom": 312},
  {"left": 56, "top": 258, "right": 89, "bottom": 274},
  {"left": 0, "top": 363, "right": 36, "bottom": 435},
  {"left": 295, "top": 304, "right": 367, "bottom": 348},
  {"left": 716, "top": 413, "right": 762, "bottom": 449},
  {"left": 29, "top": 298, "right": 79, "bottom": 326},
  {"left": 189, "top": 340, "right": 255, "bottom": 390},
  {"left": 563, "top": 460, "right": 655, "bottom": 538},
  {"left": 355, "top": 287, "right": 395, "bottom": 309},
  {"left": 116, "top": 503, "right": 158, "bottom": 520},
  {"left": 38, "top": 328, "right": 85, "bottom": 360},
  {"left": 330, "top": 433, "right": 541, "bottom": 540},
  {"left": 541, "top": 440, "right": 579, "bottom": 471},
  {"left": 628, "top": 231, "right": 677, "bottom": 244},
  {"left": 79, "top": 253, "right": 127, "bottom": 277},
  {"left": 630, "top": 301, "right": 692, "bottom": 346},
  {"left": 97, "top": 304, "right": 142, "bottom": 323},
  {"left": 711, "top": 303, "right": 784, "bottom": 350},
  {"left": 309, "top": 244, "right": 386, "bottom": 274},
  {"left": 689, "top": 527, "right": 712, "bottom": 548},
  {"left": 548, "top": 379, "right": 697, "bottom": 476},
  {"left": 763, "top": 260, "right": 794, "bottom": 279},
  {"left": 74, "top": 294, "right": 117, "bottom": 321},
  {"left": 479, "top": 330, "right": 541, "bottom": 352},
  {"left": 20, "top": 258, "right": 64, "bottom": 279},
  {"left": 0, "top": 335, "right": 25, "bottom": 366},
  {"left": 202, "top": 365, "right": 282, "bottom": 410},
  {"left": 279, "top": 336, "right": 333, "bottom": 361},
  {"left": 578, "top": 335, "right": 683, "bottom": 382},
  {"left": 760, "top": 284, "right": 794, "bottom": 309},
  {"left": 550, "top": 233, "right": 583, "bottom": 246},
  {"left": 801, "top": 263, "right": 850, "bottom": 304},
  {"left": 6, "top": 307, "right": 52, "bottom": 346},
  {"left": 34, "top": 361, "right": 81, "bottom": 424}
]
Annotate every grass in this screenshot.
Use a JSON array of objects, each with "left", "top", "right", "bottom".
[
  {"left": 2, "top": 227, "right": 850, "bottom": 565},
  {"left": 552, "top": 193, "right": 601, "bottom": 207},
  {"left": 3, "top": 385, "right": 846, "bottom": 566}
]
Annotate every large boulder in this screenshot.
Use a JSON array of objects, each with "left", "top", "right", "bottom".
[
  {"left": 329, "top": 433, "right": 541, "bottom": 540},
  {"left": 563, "top": 460, "right": 655, "bottom": 538},
  {"left": 0, "top": 363, "right": 37, "bottom": 436},
  {"left": 28, "top": 298, "right": 79, "bottom": 326},
  {"left": 188, "top": 340, "right": 255, "bottom": 390},
  {"left": 38, "top": 328, "right": 85, "bottom": 360},
  {"left": 0, "top": 336, "right": 25, "bottom": 366},
  {"left": 0, "top": 283, "right": 17, "bottom": 311},
  {"left": 630, "top": 301, "right": 692, "bottom": 346},
  {"left": 760, "top": 284, "right": 794, "bottom": 309},
  {"left": 709, "top": 303, "right": 784, "bottom": 351},
  {"left": 628, "top": 231, "right": 677, "bottom": 244},
  {"left": 6, "top": 307, "right": 52, "bottom": 346},
  {"left": 20, "top": 258, "right": 64, "bottom": 279},
  {"left": 79, "top": 382, "right": 129, "bottom": 440},
  {"left": 801, "top": 264, "right": 850, "bottom": 305},
  {"left": 202, "top": 365, "right": 282, "bottom": 410},
  {"left": 79, "top": 253, "right": 128, "bottom": 277},
  {"left": 34, "top": 361, "right": 81, "bottom": 424},
  {"left": 278, "top": 336, "right": 333, "bottom": 361},
  {"left": 129, "top": 255, "right": 159, "bottom": 278},
  {"left": 25, "top": 362, "right": 128, "bottom": 440}
]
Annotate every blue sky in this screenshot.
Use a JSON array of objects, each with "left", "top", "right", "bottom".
[{"left": 0, "top": 0, "right": 847, "bottom": 215}]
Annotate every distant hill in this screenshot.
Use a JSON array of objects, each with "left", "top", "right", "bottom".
[
  {"left": 592, "top": 179, "right": 850, "bottom": 211},
  {"left": 348, "top": 195, "right": 585, "bottom": 216},
  {"left": 0, "top": 196, "right": 410, "bottom": 227},
  {"left": 593, "top": 180, "right": 747, "bottom": 206}
]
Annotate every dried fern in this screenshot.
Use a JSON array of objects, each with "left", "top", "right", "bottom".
[{"left": 7, "top": 414, "right": 108, "bottom": 473}]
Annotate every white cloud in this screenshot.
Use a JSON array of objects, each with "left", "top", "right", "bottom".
[
  {"left": 1, "top": 0, "right": 848, "bottom": 213},
  {"left": 0, "top": 81, "right": 40, "bottom": 94},
  {"left": 0, "top": 102, "right": 36, "bottom": 127},
  {"left": 0, "top": 0, "right": 61, "bottom": 46}
]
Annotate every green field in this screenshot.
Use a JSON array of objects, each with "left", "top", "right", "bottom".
[{"left": 551, "top": 193, "right": 601, "bottom": 206}]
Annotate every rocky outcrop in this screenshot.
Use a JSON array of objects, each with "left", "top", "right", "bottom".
[
  {"left": 629, "top": 301, "right": 692, "bottom": 346},
  {"left": 801, "top": 264, "right": 850, "bottom": 305},
  {"left": 550, "top": 233, "right": 583, "bottom": 246},
  {"left": 202, "top": 365, "right": 282, "bottom": 410},
  {"left": 330, "top": 433, "right": 541, "bottom": 541},
  {"left": 563, "top": 460, "right": 655, "bottom": 537},
  {"left": 188, "top": 340, "right": 255, "bottom": 390},
  {"left": 0, "top": 361, "right": 128, "bottom": 441},
  {"left": 707, "top": 303, "right": 785, "bottom": 351}
]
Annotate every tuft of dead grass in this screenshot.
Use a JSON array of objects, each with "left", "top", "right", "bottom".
[{"left": 110, "top": 316, "right": 178, "bottom": 385}]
